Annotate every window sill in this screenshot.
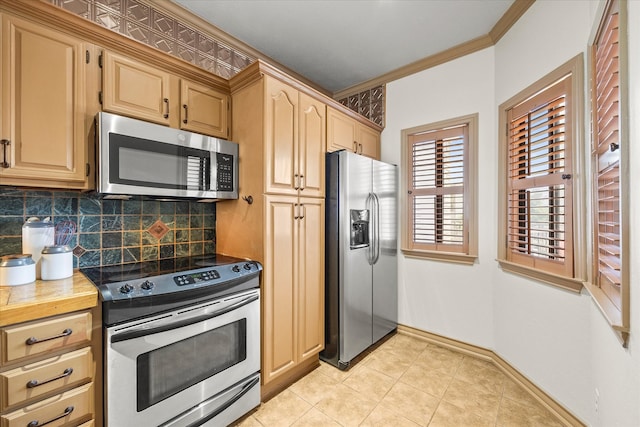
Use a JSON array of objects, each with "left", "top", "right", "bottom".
[
  {"left": 497, "top": 259, "right": 584, "bottom": 293},
  {"left": 402, "top": 249, "right": 477, "bottom": 265},
  {"left": 583, "top": 281, "right": 630, "bottom": 347}
]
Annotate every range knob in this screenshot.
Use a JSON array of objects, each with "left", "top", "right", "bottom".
[
  {"left": 243, "top": 263, "right": 252, "bottom": 270},
  {"left": 119, "top": 284, "right": 134, "bottom": 294},
  {"left": 141, "top": 280, "right": 155, "bottom": 290},
  {"left": 232, "top": 265, "right": 241, "bottom": 273}
]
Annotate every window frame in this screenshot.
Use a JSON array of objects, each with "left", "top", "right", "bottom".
[
  {"left": 584, "top": 0, "right": 629, "bottom": 346},
  {"left": 497, "top": 54, "right": 586, "bottom": 292},
  {"left": 401, "top": 113, "right": 478, "bottom": 265}
]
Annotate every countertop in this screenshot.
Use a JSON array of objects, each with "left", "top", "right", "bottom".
[{"left": 0, "top": 271, "right": 98, "bottom": 327}]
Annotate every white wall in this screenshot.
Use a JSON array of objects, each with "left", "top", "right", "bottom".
[
  {"left": 381, "top": 1, "right": 640, "bottom": 425},
  {"left": 384, "top": 47, "right": 496, "bottom": 349}
]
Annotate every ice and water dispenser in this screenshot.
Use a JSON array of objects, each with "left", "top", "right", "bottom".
[{"left": 350, "top": 209, "right": 370, "bottom": 249}]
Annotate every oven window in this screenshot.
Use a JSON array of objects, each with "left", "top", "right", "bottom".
[
  {"left": 109, "top": 133, "right": 211, "bottom": 190},
  {"left": 136, "top": 318, "right": 247, "bottom": 411}
]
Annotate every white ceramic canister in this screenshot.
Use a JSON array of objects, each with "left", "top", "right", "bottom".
[
  {"left": 41, "top": 245, "right": 73, "bottom": 280},
  {"left": 22, "top": 217, "right": 54, "bottom": 279},
  {"left": 0, "top": 254, "right": 36, "bottom": 286}
]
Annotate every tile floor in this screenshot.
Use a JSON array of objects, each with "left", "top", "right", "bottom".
[{"left": 235, "top": 333, "right": 565, "bottom": 427}]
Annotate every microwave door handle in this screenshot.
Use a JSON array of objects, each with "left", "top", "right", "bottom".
[{"left": 111, "top": 294, "right": 259, "bottom": 343}]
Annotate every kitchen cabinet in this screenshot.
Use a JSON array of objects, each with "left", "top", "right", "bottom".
[
  {"left": 216, "top": 64, "right": 325, "bottom": 399},
  {"left": 327, "top": 105, "right": 380, "bottom": 159},
  {"left": 263, "top": 195, "right": 324, "bottom": 384},
  {"left": 264, "top": 77, "right": 325, "bottom": 198},
  {"left": 0, "top": 13, "right": 96, "bottom": 189},
  {"left": 0, "top": 310, "right": 97, "bottom": 426},
  {"left": 101, "top": 51, "right": 229, "bottom": 139}
]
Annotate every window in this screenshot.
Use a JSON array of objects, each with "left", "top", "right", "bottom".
[
  {"left": 498, "top": 55, "right": 585, "bottom": 291},
  {"left": 401, "top": 114, "right": 477, "bottom": 264},
  {"left": 586, "top": 0, "right": 629, "bottom": 345}
]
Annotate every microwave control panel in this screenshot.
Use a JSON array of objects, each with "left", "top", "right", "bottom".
[{"left": 216, "top": 153, "right": 234, "bottom": 191}]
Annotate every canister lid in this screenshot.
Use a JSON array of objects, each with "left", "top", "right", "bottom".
[
  {"left": 22, "top": 217, "right": 53, "bottom": 228},
  {"left": 0, "top": 254, "right": 35, "bottom": 267},
  {"left": 42, "top": 245, "right": 72, "bottom": 254}
]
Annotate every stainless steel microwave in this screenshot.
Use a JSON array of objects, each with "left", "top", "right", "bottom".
[{"left": 96, "top": 112, "right": 238, "bottom": 200}]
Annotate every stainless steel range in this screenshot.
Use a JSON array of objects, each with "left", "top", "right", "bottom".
[{"left": 81, "top": 254, "right": 262, "bottom": 427}]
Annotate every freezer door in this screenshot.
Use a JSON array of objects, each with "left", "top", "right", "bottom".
[
  {"left": 339, "top": 151, "right": 374, "bottom": 364},
  {"left": 372, "top": 159, "right": 398, "bottom": 342}
]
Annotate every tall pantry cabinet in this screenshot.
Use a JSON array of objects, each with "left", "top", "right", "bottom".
[{"left": 216, "top": 63, "right": 325, "bottom": 399}]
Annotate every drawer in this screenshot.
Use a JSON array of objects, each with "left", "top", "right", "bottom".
[
  {"left": 1, "top": 312, "right": 92, "bottom": 364},
  {"left": 78, "top": 420, "right": 94, "bottom": 427},
  {"left": 1, "top": 382, "right": 93, "bottom": 427},
  {"left": 1, "top": 347, "right": 93, "bottom": 410}
]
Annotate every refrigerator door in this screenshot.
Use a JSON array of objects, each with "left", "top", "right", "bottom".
[
  {"left": 339, "top": 151, "right": 374, "bottom": 364},
  {"left": 372, "top": 159, "right": 398, "bottom": 342}
]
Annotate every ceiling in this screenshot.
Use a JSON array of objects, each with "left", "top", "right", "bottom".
[{"left": 172, "top": 0, "right": 515, "bottom": 94}]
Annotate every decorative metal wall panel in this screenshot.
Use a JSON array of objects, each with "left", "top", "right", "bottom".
[
  {"left": 339, "top": 85, "right": 386, "bottom": 127},
  {"left": 47, "top": 0, "right": 256, "bottom": 78}
]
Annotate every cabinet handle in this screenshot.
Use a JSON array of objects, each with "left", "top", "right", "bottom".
[
  {"left": 27, "top": 406, "right": 74, "bottom": 427},
  {"left": 300, "top": 204, "right": 305, "bottom": 220},
  {"left": 294, "top": 204, "right": 300, "bottom": 220},
  {"left": 183, "top": 104, "right": 188, "bottom": 124},
  {"left": 163, "top": 98, "right": 169, "bottom": 119},
  {"left": 1, "top": 139, "right": 10, "bottom": 168},
  {"left": 299, "top": 174, "right": 305, "bottom": 191},
  {"left": 358, "top": 143, "right": 363, "bottom": 154},
  {"left": 26, "top": 368, "right": 74, "bottom": 388},
  {"left": 353, "top": 141, "right": 358, "bottom": 153},
  {"left": 25, "top": 328, "right": 72, "bottom": 345},
  {"left": 294, "top": 174, "right": 300, "bottom": 190}
]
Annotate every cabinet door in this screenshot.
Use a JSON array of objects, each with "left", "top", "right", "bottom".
[
  {"left": 180, "top": 79, "right": 228, "bottom": 138},
  {"left": 0, "top": 15, "right": 88, "bottom": 186},
  {"left": 298, "top": 93, "right": 325, "bottom": 198},
  {"left": 262, "top": 195, "right": 298, "bottom": 384},
  {"left": 102, "top": 51, "right": 171, "bottom": 125},
  {"left": 297, "top": 197, "right": 325, "bottom": 361},
  {"left": 327, "top": 106, "right": 356, "bottom": 153},
  {"left": 264, "top": 77, "right": 298, "bottom": 195},
  {"left": 358, "top": 124, "right": 380, "bottom": 159}
]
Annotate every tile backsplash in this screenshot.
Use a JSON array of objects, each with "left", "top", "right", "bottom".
[{"left": 0, "top": 188, "right": 215, "bottom": 268}]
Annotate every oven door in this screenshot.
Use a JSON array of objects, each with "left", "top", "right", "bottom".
[{"left": 105, "top": 289, "right": 260, "bottom": 427}]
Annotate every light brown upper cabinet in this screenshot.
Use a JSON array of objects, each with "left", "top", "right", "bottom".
[
  {"left": 101, "top": 51, "right": 229, "bottom": 139},
  {"left": 327, "top": 106, "right": 380, "bottom": 159},
  {"left": 0, "top": 14, "right": 96, "bottom": 189},
  {"left": 264, "top": 76, "right": 325, "bottom": 198}
]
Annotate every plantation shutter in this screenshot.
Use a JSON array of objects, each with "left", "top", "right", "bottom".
[
  {"left": 407, "top": 125, "right": 467, "bottom": 253},
  {"left": 506, "top": 76, "right": 574, "bottom": 277},
  {"left": 593, "top": 0, "right": 622, "bottom": 309}
]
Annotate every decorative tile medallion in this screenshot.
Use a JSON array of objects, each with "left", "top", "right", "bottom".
[{"left": 147, "top": 219, "right": 170, "bottom": 240}]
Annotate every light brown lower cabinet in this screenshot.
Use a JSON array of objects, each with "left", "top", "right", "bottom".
[
  {"left": 262, "top": 195, "right": 325, "bottom": 386},
  {"left": 1, "top": 383, "right": 93, "bottom": 427},
  {"left": 0, "top": 310, "right": 98, "bottom": 427}
]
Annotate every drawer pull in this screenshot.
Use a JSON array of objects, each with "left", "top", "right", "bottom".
[
  {"left": 27, "top": 406, "right": 74, "bottom": 427},
  {"left": 25, "top": 328, "right": 73, "bottom": 345},
  {"left": 26, "top": 368, "right": 74, "bottom": 388}
]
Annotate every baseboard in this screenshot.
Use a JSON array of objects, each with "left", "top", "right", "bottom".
[{"left": 397, "top": 324, "right": 586, "bottom": 427}]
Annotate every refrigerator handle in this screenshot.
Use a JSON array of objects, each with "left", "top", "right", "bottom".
[
  {"left": 366, "top": 193, "right": 375, "bottom": 265},
  {"left": 372, "top": 192, "right": 381, "bottom": 264}
]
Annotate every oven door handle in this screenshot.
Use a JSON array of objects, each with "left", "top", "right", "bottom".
[{"left": 111, "top": 294, "right": 259, "bottom": 343}]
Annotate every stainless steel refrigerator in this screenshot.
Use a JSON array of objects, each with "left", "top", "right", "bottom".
[{"left": 321, "top": 150, "right": 398, "bottom": 370}]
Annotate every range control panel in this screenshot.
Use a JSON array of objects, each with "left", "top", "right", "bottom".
[
  {"left": 99, "top": 261, "right": 261, "bottom": 301},
  {"left": 174, "top": 269, "right": 221, "bottom": 286}
]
